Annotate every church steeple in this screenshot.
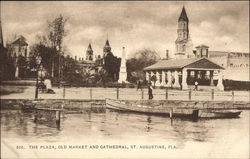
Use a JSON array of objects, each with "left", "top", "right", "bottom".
[
  {"left": 86, "top": 43, "right": 93, "bottom": 61},
  {"left": 103, "top": 39, "right": 111, "bottom": 57},
  {"left": 175, "top": 6, "right": 193, "bottom": 59},
  {"left": 178, "top": 6, "right": 189, "bottom": 22}
]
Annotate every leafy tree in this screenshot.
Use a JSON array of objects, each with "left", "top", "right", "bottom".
[
  {"left": 103, "top": 53, "right": 121, "bottom": 81},
  {"left": 0, "top": 46, "right": 15, "bottom": 80},
  {"left": 127, "top": 49, "right": 160, "bottom": 83}
]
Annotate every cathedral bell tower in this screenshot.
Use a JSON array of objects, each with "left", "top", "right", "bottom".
[
  {"left": 175, "top": 6, "right": 193, "bottom": 59},
  {"left": 103, "top": 40, "right": 111, "bottom": 57},
  {"left": 86, "top": 43, "right": 93, "bottom": 61}
]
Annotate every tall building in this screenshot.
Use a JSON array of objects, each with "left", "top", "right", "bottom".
[
  {"left": 103, "top": 40, "right": 111, "bottom": 57},
  {"left": 9, "top": 35, "right": 28, "bottom": 59},
  {"left": 175, "top": 6, "right": 193, "bottom": 59},
  {"left": 86, "top": 43, "right": 93, "bottom": 61}
]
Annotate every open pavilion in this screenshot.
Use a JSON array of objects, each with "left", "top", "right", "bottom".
[{"left": 144, "top": 57, "right": 225, "bottom": 90}]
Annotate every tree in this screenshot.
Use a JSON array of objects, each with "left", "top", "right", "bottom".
[
  {"left": 103, "top": 53, "right": 121, "bottom": 81},
  {"left": 47, "top": 15, "right": 68, "bottom": 81},
  {"left": 127, "top": 49, "right": 160, "bottom": 83},
  {"left": 30, "top": 15, "right": 68, "bottom": 81}
]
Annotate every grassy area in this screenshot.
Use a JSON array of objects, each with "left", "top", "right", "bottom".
[{"left": 0, "top": 86, "right": 28, "bottom": 95}]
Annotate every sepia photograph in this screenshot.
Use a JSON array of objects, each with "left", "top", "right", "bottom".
[{"left": 0, "top": 1, "right": 249, "bottom": 159}]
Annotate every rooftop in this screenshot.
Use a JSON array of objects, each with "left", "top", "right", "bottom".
[{"left": 144, "top": 57, "right": 224, "bottom": 71}]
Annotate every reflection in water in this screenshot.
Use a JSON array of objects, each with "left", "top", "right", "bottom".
[
  {"left": 146, "top": 116, "right": 152, "bottom": 132},
  {"left": 1, "top": 109, "right": 249, "bottom": 149}
]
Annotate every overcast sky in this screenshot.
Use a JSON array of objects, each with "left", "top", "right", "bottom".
[{"left": 1, "top": 1, "right": 249, "bottom": 59}]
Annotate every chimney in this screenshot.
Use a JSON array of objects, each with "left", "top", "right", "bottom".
[
  {"left": 166, "top": 50, "right": 169, "bottom": 60},
  {"left": 75, "top": 56, "right": 77, "bottom": 61}
]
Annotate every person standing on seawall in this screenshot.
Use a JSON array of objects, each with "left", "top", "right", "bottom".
[
  {"left": 148, "top": 82, "right": 153, "bottom": 100},
  {"left": 194, "top": 80, "right": 199, "bottom": 91}
]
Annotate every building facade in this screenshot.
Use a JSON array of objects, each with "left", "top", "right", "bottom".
[{"left": 8, "top": 36, "right": 29, "bottom": 59}]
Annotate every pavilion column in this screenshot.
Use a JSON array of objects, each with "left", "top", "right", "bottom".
[
  {"left": 15, "top": 65, "right": 19, "bottom": 79},
  {"left": 146, "top": 71, "right": 149, "bottom": 81},
  {"left": 150, "top": 71, "right": 154, "bottom": 83},
  {"left": 173, "top": 70, "right": 180, "bottom": 88},
  {"left": 182, "top": 68, "right": 188, "bottom": 89},
  {"left": 210, "top": 70, "right": 214, "bottom": 86},
  {"left": 217, "top": 70, "right": 224, "bottom": 91},
  {"left": 155, "top": 71, "right": 161, "bottom": 87},
  {"left": 161, "top": 70, "right": 167, "bottom": 86},
  {"left": 166, "top": 70, "right": 172, "bottom": 87}
]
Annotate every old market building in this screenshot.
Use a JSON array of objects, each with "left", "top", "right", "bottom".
[
  {"left": 144, "top": 56, "right": 225, "bottom": 90},
  {"left": 144, "top": 7, "right": 225, "bottom": 90}
]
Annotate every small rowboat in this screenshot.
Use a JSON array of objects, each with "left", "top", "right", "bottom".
[
  {"left": 105, "top": 99, "right": 199, "bottom": 119},
  {"left": 106, "top": 99, "right": 242, "bottom": 119}
]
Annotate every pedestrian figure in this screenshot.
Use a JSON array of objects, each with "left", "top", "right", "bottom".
[
  {"left": 44, "top": 77, "right": 55, "bottom": 94},
  {"left": 137, "top": 79, "right": 142, "bottom": 91},
  {"left": 148, "top": 83, "right": 153, "bottom": 100},
  {"left": 194, "top": 80, "right": 198, "bottom": 91}
]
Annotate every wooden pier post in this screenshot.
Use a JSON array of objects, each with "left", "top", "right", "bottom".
[
  {"left": 56, "top": 110, "right": 61, "bottom": 129},
  {"left": 90, "top": 88, "right": 93, "bottom": 99},
  {"left": 117, "top": 87, "right": 119, "bottom": 99},
  {"left": 232, "top": 91, "right": 234, "bottom": 101},
  {"left": 165, "top": 88, "right": 168, "bottom": 100},
  {"left": 141, "top": 89, "right": 144, "bottom": 100},
  {"left": 188, "top": 89, "right": 192, "bottom": 100},
  {"left": 63, "top": 86, "right": 66, "bottom": 99},
  {"left": 211, "top": 89, "right": 214, "bottom": 101}
]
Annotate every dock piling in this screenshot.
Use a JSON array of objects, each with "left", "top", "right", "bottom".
[
  {"left": 141, "top": 89, "right": 144, "bottom": 100},
  {"left": 188, "top": 89, "right": 192, "bottom": 100},
  {"left": 63, "top": 86, "right": 66, "bottom": 99},
  {"left": 165, "top": 88, "right": 168, "bottom": 100},
  {"left": 232, "top": 91, "right": 234, "bottom": 101},
  {"left": 116, "top": 87, "right": 119, "bottom": 99},
  {"left": 90, "top": 88, "right": 93, "bottom": 99},
  {"left": 211, "top": 89, "right": 214, "bottom": 101}
]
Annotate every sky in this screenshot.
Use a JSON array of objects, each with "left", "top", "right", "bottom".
[{"left": 1, "top": 1, "right": 249, "bottom": 59}]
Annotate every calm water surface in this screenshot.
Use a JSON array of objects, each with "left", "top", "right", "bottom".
[{"left": 1, "top": 109, "right": 249, "bottom": 158}]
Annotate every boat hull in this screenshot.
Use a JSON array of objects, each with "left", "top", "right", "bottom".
[
  {"left": 199, "top": 110, "right": 242, "bottom": 119},
  {"left": 106, "top": 99, "right": 198, "bottom": 119}
]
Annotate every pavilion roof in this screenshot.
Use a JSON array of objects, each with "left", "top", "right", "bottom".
[{"left": 144, "top": 57, "right": 224, "bottom": 71}]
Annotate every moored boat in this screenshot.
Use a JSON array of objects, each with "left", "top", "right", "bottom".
[
  {"left": 105, "top": 98, "right": 199, "bottom": 119},
  {"left": 106, "top": 99, "right": 242, "bottom": 119},
  {"left": 199, "top": 109, "right": 242, "bottom": 119}
]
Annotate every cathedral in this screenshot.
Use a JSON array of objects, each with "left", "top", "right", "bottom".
[{"left": 174, "top": 7, "right": 193, "bottom": 59}]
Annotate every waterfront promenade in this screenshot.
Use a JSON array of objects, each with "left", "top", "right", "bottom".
[{"left": 1, "top": 86, "right": 249, "bottom": 102}]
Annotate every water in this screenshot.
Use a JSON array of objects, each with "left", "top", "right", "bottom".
[{"left": 1, "top": 109, "right": 249, "bottom": 158}]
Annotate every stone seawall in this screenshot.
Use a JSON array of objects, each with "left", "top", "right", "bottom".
[{"left": 1, "top": 99, "right": 249, "bottom": 110}]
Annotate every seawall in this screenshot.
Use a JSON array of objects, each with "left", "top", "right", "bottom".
[{"left": 1, "top": 99, "right": 249, "bottom": 111}]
